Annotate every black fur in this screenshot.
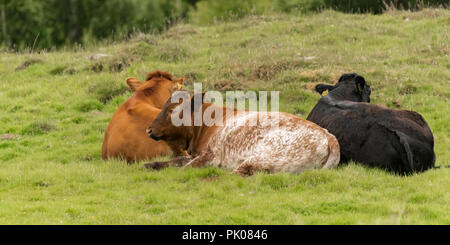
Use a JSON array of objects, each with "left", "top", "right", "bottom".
[
  {"left": 307, "top": 73, "right": 435, "bottom": 175},
  {"left": 315, "top": 84, "right": 334, "bottom": 94}
]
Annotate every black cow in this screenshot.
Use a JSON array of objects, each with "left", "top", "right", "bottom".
[{"left": 306, "top": 73, "right": 435, "bottom": 175}]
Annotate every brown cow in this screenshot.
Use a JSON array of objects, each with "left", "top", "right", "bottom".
[
  {"left": 102, "top": 70, "right": 184, "bottom": 163},
  {"left": 144, "top": 93, "right": 340, "bottom": 176}
]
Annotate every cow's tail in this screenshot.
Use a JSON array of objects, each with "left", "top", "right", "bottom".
[
  {"left": 101, "top": 129, "right": 109, "bottom": 160},
  {"left": 101, "top": 140, "right": 108, "bottom": 160},
  {"left": 393, "top": 130, "right": 415, "bottom": 173},
  {"left": 377, "top": 123, "right": 415, "bottom": 174},
  {"left": 323, "top": 132, "right": 340, "bottom": 169}
]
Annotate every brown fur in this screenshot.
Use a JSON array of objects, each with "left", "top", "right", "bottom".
[
  {"left": 145, "top": 70, "right": 174, "bottom": 82},
  {"left": 102, "top": 70, "right": 184, "bottom": 163}
]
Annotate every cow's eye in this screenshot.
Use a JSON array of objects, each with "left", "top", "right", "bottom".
[{"left": 166, "top": 109, "right": 174, "bottom": 118}]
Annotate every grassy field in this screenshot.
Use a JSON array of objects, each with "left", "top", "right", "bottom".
[{"left": 0, "top": 9, "right": 449, "bottom": 224}]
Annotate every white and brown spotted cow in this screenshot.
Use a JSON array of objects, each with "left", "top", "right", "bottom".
[{"left": 144, "top": 93, "right": 340, "bottom": 176}]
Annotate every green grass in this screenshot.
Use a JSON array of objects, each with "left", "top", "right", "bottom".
[{"left": 0, "top": 9, "right": 449, "bottom": 224}]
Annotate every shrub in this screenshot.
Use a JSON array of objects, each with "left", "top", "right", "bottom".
[
  {"left": 157, "top": 45, "right": 190, "bottom": 63},
  {"left": 22, "top": 122, "right": 57, "bottom": 135},
  {"left": 189, "top": 0, "right": 449, "bottom": 24},
  {"left": 75, "top": 100, "right": 104, "bottom": 112},
  {"left": 15, "top": 59, "right": 44, "bottom": 71},
  {"left": 189, "top": 0, "right": 280, "bottom": 24},
  {"left": 322, "top": 0, "right": 449, "bottom": 14},
  {"left": 88, "top": 79, "right": 129, "bottom": 104}
]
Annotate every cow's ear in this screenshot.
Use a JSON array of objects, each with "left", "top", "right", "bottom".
[
  {"left": 126, "top": 78, "right": 142, "bottom": 92},
  {"left": 355, "top": 75, "right": 366, "bottom": 94},
  {"left": 361, "top": 85, "right": 371, "bottom": 103},
  {"left": 191, "top": 93, "right": 205, "bottom": 112},
  {"left": 315, "top": 84, "right": 334, "bottom": 96},
  {"left": 174, "top": 76, "right": 184, "bottom": 90}
]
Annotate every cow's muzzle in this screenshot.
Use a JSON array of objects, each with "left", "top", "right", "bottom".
[{"left": 146, "top": 128, "right": 162, "bottom": 141}]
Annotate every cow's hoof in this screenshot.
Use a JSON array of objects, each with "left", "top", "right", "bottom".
[
  {"left": 143, "top": 162, "right": 168, "bottom": 170},
  {"left": 233, "top": 164, "right": 254, "bottom": 177},
  {"left": 234, "top": 170, "right": 253, "bottom": 177}
]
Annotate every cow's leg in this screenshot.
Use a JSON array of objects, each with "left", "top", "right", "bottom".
[
  {"left": 181, "top": 153, "right": 213, "bottom": 169},
  {"left": 165, "top": 138, "right": 192, "bottom": 157},
  {"left": 169, "top": 144, "right": 190, "bottom": 157},
  {"left": 143, "top": 156, "right": 192, "bottom": 170},
  {"left": 233, "top": 158, "right": 273, "bottom": 177}
]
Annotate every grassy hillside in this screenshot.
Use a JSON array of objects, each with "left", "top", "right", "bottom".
[{"left": 0, "top": 9, "right": 449, "bottom": 224}]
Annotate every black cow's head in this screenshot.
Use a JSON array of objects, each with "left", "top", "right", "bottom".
[{"left": 315, "top": 73, "right": 371, "bottom": 102}]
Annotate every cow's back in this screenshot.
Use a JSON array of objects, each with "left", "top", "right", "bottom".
[
  {"left": 102, "top": 99, "right": 171, "bottom": 162},
  {"left": 205, "top": 112, "right": 339, "bottom": 173}
]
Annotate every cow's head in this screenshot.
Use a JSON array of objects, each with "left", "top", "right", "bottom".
[
  {"left": 146, "top": 93, "right": 205, "bottom": 151},
  {"left": 314, "top": 73, "right": 371, "bottom": 102},
  {"left": 126, "top": 70, "right": 184, "bottom": 108}
]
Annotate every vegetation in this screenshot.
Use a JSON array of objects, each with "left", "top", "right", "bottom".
[
  {"left": 0, "top": 9, "right": 449, "bottom": 224},
  {"left": 190, "top": 0, "right": 450, "bottom": 24},
  {"left": 0, "top": 0, "right": 194, "bottom": 50},
  {"left": 1, "top": 0, "right": 448, "bottom": 50}
]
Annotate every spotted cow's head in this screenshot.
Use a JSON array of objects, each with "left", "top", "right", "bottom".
[{"left": 146, "top": 93, "right": 206, "bottom": 152}]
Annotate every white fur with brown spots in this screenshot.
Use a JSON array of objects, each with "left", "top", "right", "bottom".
[{"left": 183, "top": 110, "right": 340, "bottom": 175}]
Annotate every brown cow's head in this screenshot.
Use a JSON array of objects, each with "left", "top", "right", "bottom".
[
  {"left": 126, "top": 70, "right": 184, "bottom": 108},
  {"left": 315, "top": 73, "right": 371, "bottom": 102}
]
